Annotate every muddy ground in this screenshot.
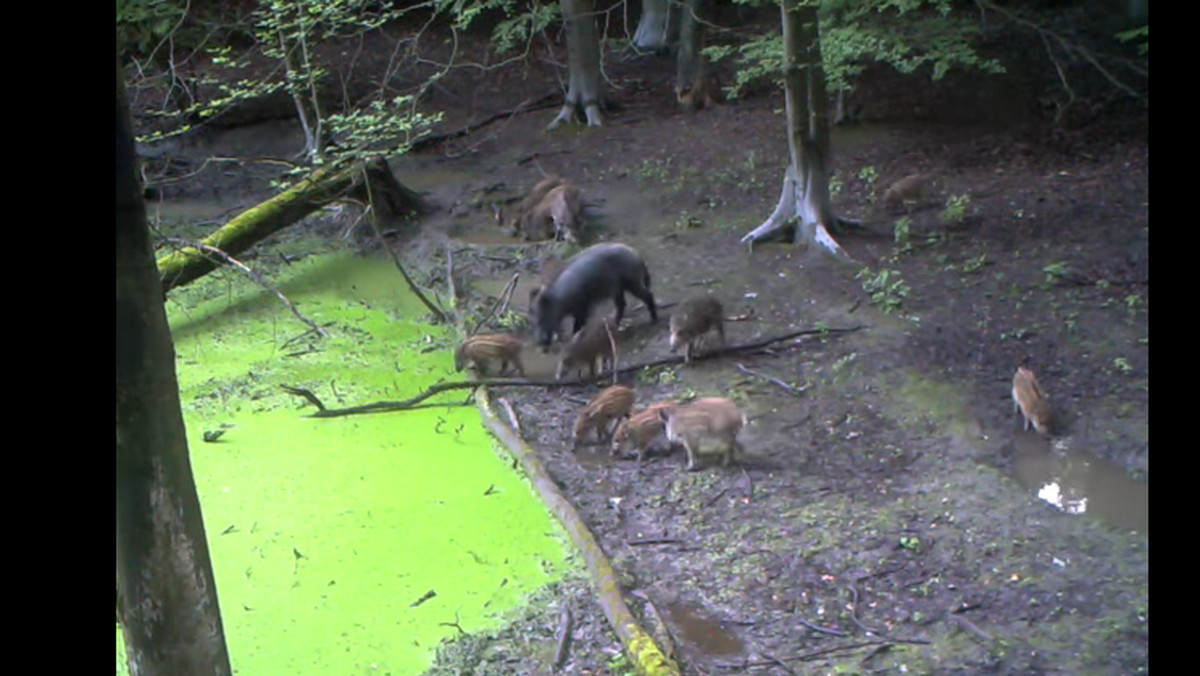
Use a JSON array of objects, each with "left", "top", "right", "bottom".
[{"left": 134, "top": 10, "right": 1148, "bottom": 674}]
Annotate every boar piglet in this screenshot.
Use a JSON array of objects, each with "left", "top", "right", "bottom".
[
  {"left": 659, "top": 397, "right": 746, "bottom": 471},
  {"left": 573, "top": 385, "right": 635, "bottom": 450},
  {"left": 454, "top": 334, "right": 525, "bottom": 377},
  {"left": 1012, "top": 366, "right": 1052, "bottom": 434}
]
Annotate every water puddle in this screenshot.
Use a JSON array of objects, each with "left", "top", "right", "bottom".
[
  {"left": 662, "top": 599, "right": 746, "bottom": 658},
  {"left": 1011, "top": 434, "right": 1147, "bottom": 534}
]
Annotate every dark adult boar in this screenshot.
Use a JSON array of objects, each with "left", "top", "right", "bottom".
[{"left": 534, "top": 243, "right": 657, "bottom": 349}]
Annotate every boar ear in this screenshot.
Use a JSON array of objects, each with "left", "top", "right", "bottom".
[{"left": 658, "top": 408, "right": 671, "bottom": 423}]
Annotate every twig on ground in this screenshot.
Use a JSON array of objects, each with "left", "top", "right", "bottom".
[
  {"left": 627, "top": 537, "right": 684, "bottom": 546},
  {"left": 948, "top": 607, "right": 994, "bottom": 642},
  {"left": 797, "top": 617, "right": 848, "bottom": 637},
  {"left": 161, "top": 237, "right": 327, "bottom": 338},
  {"left": 736, "top": 363, "right": 808, "bottom": 396},
  {"left": 553, "top": 604, "right": 573, "bottom": 671},
  {"left": 499, "top": 397, "right": 521, "bottom": 435}
]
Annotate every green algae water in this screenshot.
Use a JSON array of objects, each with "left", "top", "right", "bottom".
[{"left": 117, "top": 253, "right": 571, "bottom": 674}]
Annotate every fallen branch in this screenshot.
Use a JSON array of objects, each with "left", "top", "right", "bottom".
[
  {"left": 297, "top": 326, "right": 865, "bottom": 417},
  {"left": 713, "top": 639, "right": 932, "bottom": 669},
  {"left": 279, "top": 384, "right": 326, "bottom": 411},
  {"left": 948, "top": 607, "right": 994, "bottom": 642},
  {"left": 627, "top": 537, "right": 684, "bottom": 546},
  {"left": 797, "top": 617, "right": 848, "bottom": 637},
  {"left": 445, "top": 240, "right": 459, "bottom": 313},
  {"left": 469, "top": 272, "right": 520, "bottom": 336},
  {"left": 604, "top": 318, "right": 619, "bottom": 387},
  {"left": 161, "top": 237, "right": 327, "bottom": 338},
  {"left": 736, "top": 363, "right": 807, "bottom": 396},
  {"left": 500, "top": 397, "right": 521, "bottom": 435},
  {"left": 629, "top": 589, "right": 678, "bottom": 666},
  {"left": 363, "top": 166, "right": 448, "bottom": 323},
  {"left": 410, "top": 90, "right": 560, "bottom": 152},
  {"left": 553, "top": 605, "right": 573, "bottom": 672}
]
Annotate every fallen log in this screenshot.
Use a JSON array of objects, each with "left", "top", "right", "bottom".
[
  {"left": 477, "top": 390, "right": 681, "bottom": 676},
  {"left": 157, "top": 156, "right": 423, "bottom": 294}
]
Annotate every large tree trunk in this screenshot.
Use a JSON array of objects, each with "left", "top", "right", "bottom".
[
  {"left": 116, "top": 61, "right": 233, "bottom": 676},
  {"left": 674, "top": 0, "right": 709, "bottom": 110},
  {"left": 633, "top": 0, "right": 676, "bottom": 51},
  {"left": 156, "top": 157, "right": 424, "bottom": 294},
  {"left": 741, "top": 0, "right": 852, "bottom": 262},
  {"left": 549, "top": 0, "right": 606, "bottom": 129}
]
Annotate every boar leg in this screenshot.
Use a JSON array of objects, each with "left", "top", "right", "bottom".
[
  {"left": 683, "top": 441, "right": 700, "bottom": 471},
  {"left": 612, "top": 292, "right": 627, "bottom": 326},
  {"left": 627, "top": 282, "right": 658, "bottom": 323}
]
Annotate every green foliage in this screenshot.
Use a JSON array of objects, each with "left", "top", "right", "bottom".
[
  {"left": 706, "top": 0, "right": 1004, "bottom": 100},
  {"left": 325, "top": 96, "right": 442, "bottom": 165},
  {"left": 117, "top": 0, "right": 186, "bottom": 55},
  {"left": 893, "top": 216, "right": 913, "bottom": 255},
  {"left": 858, "top": 165, "right": 879, "bottom": 200},
  {"left": 180, "top": 0, "right": 438, "bottom": 168},
  {"left": 1042, "top": 261, "right": 1070, "bottom": 284},
  {"left": 940, "top": 193, "right": 970, "bottom": 224},
  {"left": 856, "top": 268, "right": 910, "bottom": 314},
  {"left": 961, "top": 252, "right": 988, "bottom": 273},
  {"left": 487, "top": 2, "right": 561, "bottom": 53},
  {"left": 1116, "top": 25, "right": 1148, "bottom": 55}
]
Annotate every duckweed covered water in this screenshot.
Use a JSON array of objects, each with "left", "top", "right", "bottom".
[{"left": 118, "top": 253, "right": 571, "bottom": 674}]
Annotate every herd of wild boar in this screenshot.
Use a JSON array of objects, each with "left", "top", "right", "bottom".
[{"left": 454, "top": 177, "right": 1054, "bottom": 472}]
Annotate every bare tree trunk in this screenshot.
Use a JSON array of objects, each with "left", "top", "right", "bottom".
[
  {"left": 741, "top": 0, "right": 853, "bottom": 262},
  {"left": 633, "top": 0, "right": 676, "bottom": 50},
  {"left": 674, "top": 0, "right": 710, "bottom": 110},
  {"left": 157, "top": 156, "right": 424, "bottom": 294},
  {"left": 549, "top": 0, "right": 606, "bottom": 129},
  {"left": 116, "top": 61, "right": 233, "bottom": 676}
]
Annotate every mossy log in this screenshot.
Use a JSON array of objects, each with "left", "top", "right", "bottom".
[
  {"left": 156, "top": 156, "right": 423, "bottom": 294},
  {"left": 477, "top": 391, "right": 680, "bottom": 676}
]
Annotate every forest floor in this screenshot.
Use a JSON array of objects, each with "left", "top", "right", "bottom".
[{"left": 133, "top": 9, "right": 1148, "bottom": 673}]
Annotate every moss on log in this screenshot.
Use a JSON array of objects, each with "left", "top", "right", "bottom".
[{"left": 157, "top": 156, "right": 423, "bottom": 294}]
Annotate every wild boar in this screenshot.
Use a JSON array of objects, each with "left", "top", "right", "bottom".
[
  {"left": 454, "top": 333, "right": 525, "bottom": 377},
  {"left": 882, "top": 173, "right": 929, "bottom": 212},
  {"left": 659, "top": 397, "right": 746, "bottom": 471},
  {"left": 1012, "top": 366, "right": 1052, "bottom": 434},
  {"left": 508, "top": 176, "right": 564, "bottom": 238},
  {"left": 669, "top": 295, "right": 726, "bottom": 363},
  {"left": 535, "top": 243, "right": 658, "bottom": 349},
  {"left": 573, "top": 385, "right": 635, "bottom": 449},
  {"left": 612, "top": 400, "right": 676, "bottom": 461},
  {"left": 556, "top": 318, "right": 617, "bottom": 380}
]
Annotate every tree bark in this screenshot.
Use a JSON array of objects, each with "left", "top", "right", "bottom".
[
  {"left": 633, "top": 0, "right": 676, "bottom": 51},
  {"left": 741, "top": 0, "right": 852, "bottom": 262},
  {"left": 674, "top": 0, "right": 709, "bottom": 109},
  {"left": 156, "top": 156, "right": 424, "bottom": 294},
  {"left": 116, "top": 61, "right": 233, "bottom": 676},
  {"left": 549, "top": 0, "right": 606, "bottom": 129}
]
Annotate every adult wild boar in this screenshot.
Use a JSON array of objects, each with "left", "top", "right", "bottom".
[{"left": 534, "top": 243, "right": 657, "bottom": 349}]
